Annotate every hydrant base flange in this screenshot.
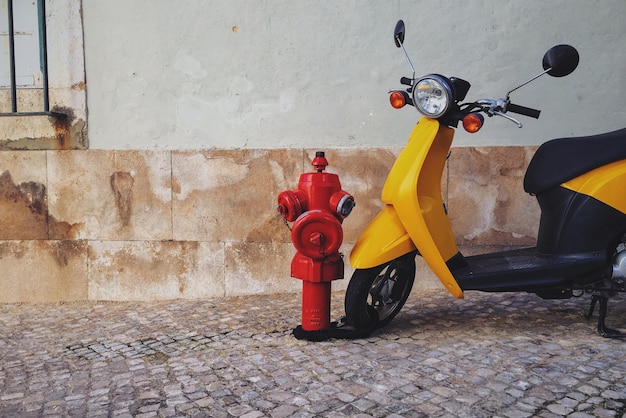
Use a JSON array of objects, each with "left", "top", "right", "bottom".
[{"left": 292, "top": 321, "right": 375, "bottom": 342}]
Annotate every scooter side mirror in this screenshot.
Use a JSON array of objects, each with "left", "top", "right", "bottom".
[
  {"left": 394, "top": 20, "right": 405, "bottom": 47},
  {"left": 507, "top": 44, "right": 580, "bottom": 98},
  {"left": 542, "top": 44, "right": 579, "bottom": 77},
  {"left": 394, "top": 19, "right": 416, "bottom": 76}
]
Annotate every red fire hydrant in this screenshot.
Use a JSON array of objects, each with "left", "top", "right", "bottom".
[{"left": 278, "top": 151, "right": 355, "bottom": 340}]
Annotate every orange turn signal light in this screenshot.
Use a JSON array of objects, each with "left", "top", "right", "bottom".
[
  {"left": 462, "top": 113, "right": 484, "bottom": 133},
  {"left": 389, "top": 91, "right": 407, "bottom": 109}
]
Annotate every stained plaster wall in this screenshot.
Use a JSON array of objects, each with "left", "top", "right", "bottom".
[
  {"left": 82, "top": 0, "right": 626, "bottom": 149},
  {"left": 1, "top": 1, "right": 625, "bottom": 302}
]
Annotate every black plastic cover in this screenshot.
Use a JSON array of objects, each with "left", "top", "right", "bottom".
[{"left": 535, "top": 186, "right": 626, "bottom": 254}]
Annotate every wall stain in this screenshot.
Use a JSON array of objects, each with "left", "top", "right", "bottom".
[
  {"left": 50, "top": 106, "right": 87, "bottom": 149},
  {"left": 0, "top": 241, "right": 25, "bottom": 260},
  {"left": 170, "top": 178, "right": 181, "bottom": 194},
  {"left": 110, "top": 171, "right": 135, "bottom": 227},
  {"left": 92, "top": 242, "right": 198, "bottom": 299},
  {"left": 49, "top": 219, "right": 84, "bottom": 240},
  {"left": 51, "top": 113, "right": 73, "bottom": 150},
  {"left": 0, "top": 170, "right": 47, "bottom": 216},
  {"left": 0, "top": 170, "right": 82, "bottom": 240},
  {"left": 71, "top": 81, "right": 86, "bottom": 91},
  {"left": 0, "top": 103, "right": 86, "bottom": 150},
  {"left": 0, "top": 170, "right": 48, "bottom": 239},
  {"left": 246, "top": 214, "right": 288, "bottom": 243},
  {"left": 50, "top": 240, "right": 86, "bottom": 268}
]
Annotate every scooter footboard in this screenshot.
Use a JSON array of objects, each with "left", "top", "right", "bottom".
[{"left": 349, "top": 205, "right": 417, "bottom": 269}]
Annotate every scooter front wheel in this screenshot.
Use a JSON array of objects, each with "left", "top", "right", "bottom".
[{"left": 344, "top": 251, "right": 417, "bottom": 331}]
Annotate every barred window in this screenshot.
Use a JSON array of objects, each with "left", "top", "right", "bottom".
[
  {"left": 0, "top": 0, "right": 62, "bottom": 117},
  {"left": 0, "top": 0, "right": 86, "bottom": 149}
]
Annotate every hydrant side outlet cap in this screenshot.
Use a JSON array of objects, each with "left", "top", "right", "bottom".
[{"left": 291, "top": 210, "right": 343, "bottom": 259}]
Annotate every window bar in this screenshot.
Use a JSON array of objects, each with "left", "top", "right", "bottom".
[
  {"left": 37, "top": 0, "right": 50, "bottom": 112},
  {"left": 7, "top": 0, "right": 17, "bottom": 112}
]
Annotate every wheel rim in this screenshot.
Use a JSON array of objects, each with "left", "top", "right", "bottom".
[{"left": 367, "top": 262, "right": 410, "bottom": 322}]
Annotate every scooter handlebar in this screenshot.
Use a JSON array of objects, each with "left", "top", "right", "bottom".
[
  {"left": 400, "top": 77, "right": 413, "bottom": 86},
  {"left": 507, "top": 103, "right": 541, "bottom": 119}
]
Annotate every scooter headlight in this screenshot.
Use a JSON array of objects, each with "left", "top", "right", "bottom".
[{"left": 413, "top": 75, "right": 453, "bottom": 118}]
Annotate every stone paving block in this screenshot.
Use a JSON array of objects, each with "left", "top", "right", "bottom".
[{"left": 1, "top": 291, "right": 625, "bottom": 417}]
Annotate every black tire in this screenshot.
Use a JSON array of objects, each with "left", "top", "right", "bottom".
[{"left": 344, "top": 251, "right": 417, "bottom": 330}]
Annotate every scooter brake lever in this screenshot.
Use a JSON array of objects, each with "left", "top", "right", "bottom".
[
  {"left": 473, "top": 99, "right": 522, "bottom": 127},
  {"left": 493, "top": 111, "right": 523, "bottom": 128}
]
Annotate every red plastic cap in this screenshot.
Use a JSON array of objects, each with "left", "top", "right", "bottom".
[{"left": 311, "top": 151, "right": 329, "bottom": 172}]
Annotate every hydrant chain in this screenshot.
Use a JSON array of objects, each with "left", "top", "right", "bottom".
[{"left": 279, "top": 213, "right": 292, "bottom": 231}]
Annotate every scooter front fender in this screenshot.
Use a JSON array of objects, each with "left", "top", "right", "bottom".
[
  {"left": 350, "top": 117, "right": 464, "bottom": 298},
  {"left": 349, "top": 204, "right": 417, "bottom": 269}
]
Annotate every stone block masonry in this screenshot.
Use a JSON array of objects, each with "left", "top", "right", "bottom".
[{"left": 0, "top": 147, "right": 539, "bottom": 302}]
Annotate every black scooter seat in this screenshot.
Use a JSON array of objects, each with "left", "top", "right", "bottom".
[{"left": 524, "top": 127, "right": 626, "bottom": 194}]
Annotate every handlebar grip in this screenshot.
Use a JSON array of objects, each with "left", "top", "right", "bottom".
[
  {"left": 400, "top": 77, "right": 413, "bottom": 86},
  {"left": 507, "top": 103, "right": 541, "bottom": 119}
]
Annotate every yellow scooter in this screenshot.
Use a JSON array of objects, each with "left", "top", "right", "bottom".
[{"left": 343, "top": 20, "right": 626, "bottom": 338}]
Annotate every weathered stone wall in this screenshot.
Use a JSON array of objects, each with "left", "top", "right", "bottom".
[
  {"left": 2, "top": 1, "right": 621, "bottom": 304},
  {"left": 0, "top": 146, "right": 539, "bottom": 303}
]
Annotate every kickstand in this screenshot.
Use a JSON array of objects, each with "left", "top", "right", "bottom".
[{"left": 586, "top": 295, "right": 624, "bottom": 339}]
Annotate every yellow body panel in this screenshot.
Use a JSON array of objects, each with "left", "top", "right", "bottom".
[
  {"left": 350, "top": 117, "right": 464, "bottom": 298},
  {"left": 349, "top": 205, "right": 417, "bottom": 268},
  {"left": 562, "top": 160, "right": 626, "bottom": 214}
]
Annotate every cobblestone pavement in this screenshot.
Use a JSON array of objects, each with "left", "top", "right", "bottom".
[{"left": 1, "top": 290, "right": 625, "bottom": 418}]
